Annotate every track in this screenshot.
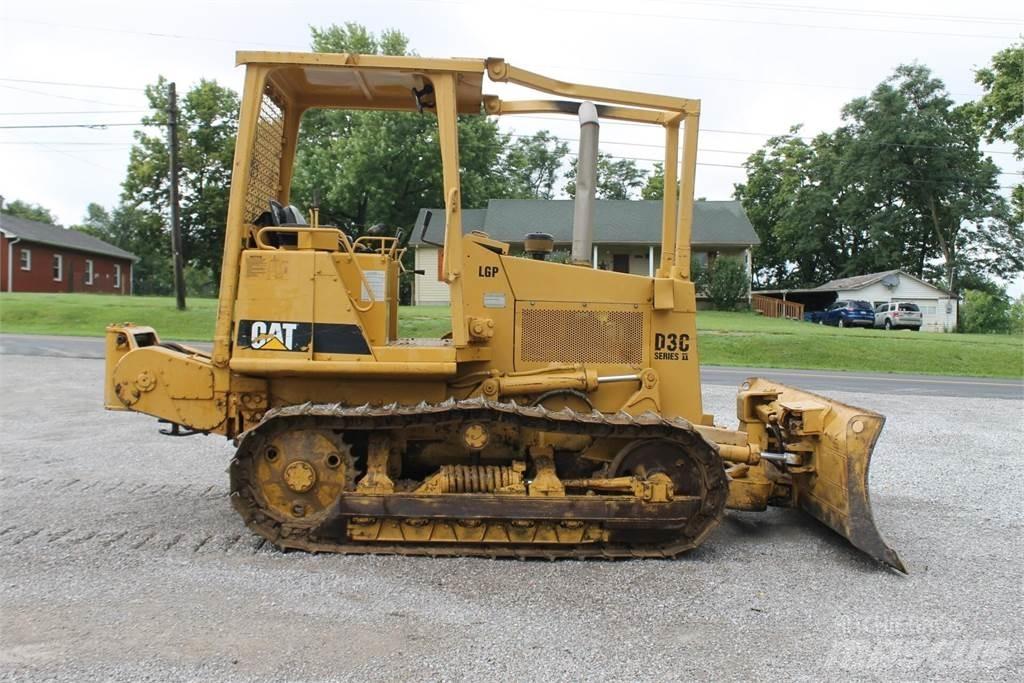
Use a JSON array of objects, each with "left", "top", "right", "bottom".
[{"left": 230, "top": 398, "right": 729, "bottom": 559}]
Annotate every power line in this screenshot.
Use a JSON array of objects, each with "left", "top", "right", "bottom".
[
  {"left": 23, "top": 141, "right": 116, "bottom": 172},
  {"left": 0, "top": 110, "right": 147, "bottom": 116},
  {"left": 0, "top": 83, "right": 137, "bottom": 108},
  {"left": 3, "top": 18, "right": 305, "bottom": 49},
  {"left": 0, "top": 122, "right": 153, "bottom": 129},
  {"left": 505, "top": 115, "right": 1019, "bottom": 156},
  {"left": 0, "top": 141, "right": 135, "bottom": 145},
  {"left": 638, "top": 0, "right": 1023, "bottom": 25},
  {"left": 0, "top": 77, "right": 145, "bottom": 92},
  {"left": 396, "top": 0, "right": 1020, "bottom": 39}
]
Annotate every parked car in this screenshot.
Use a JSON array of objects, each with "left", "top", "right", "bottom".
[
  {"left": 803, "top": 310, "right": 825, "bottom": 324},
  {"left": 821, "top": 299, "right": 876, "bottom": 328},
  {"left": 874, "top": 302, "right": 923, "bottom": 331}
]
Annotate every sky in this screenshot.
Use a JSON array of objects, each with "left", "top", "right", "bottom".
[{"left": 1, "top": 0, "right": 1021, "bottom": 291}]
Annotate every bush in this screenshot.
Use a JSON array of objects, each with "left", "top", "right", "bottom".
[
  {"left": 1010, "top": 296, "right": 1024, "bottom": 335},
  {"left": 960, "top": 289, "right": 1013, "bottom": 333},
  {"left": 693, "top": 257, "right": 749, "bottom": 310}
]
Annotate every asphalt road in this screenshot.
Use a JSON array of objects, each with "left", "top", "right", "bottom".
[
  {"left": 1, "top": 354, "right": 1021, "bottom": 681},
  {"left": 2, "top": 333, "right": 1021, "bottom": 400}
]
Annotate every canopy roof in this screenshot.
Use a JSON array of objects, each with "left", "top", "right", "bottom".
[
  {"left": 238, "top": 51, "right": 488, "bottom": 114},
  {"left": 236, "top": 51, "right": 698, "bottom": 119}
]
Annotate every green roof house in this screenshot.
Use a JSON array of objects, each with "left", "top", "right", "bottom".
[{"left": 409, "top": 199, "right": 759, "bottom": 305}]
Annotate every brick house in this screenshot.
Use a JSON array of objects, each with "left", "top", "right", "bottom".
[{"left": 0, "top": 213, "right": 138, "bottom": 294}]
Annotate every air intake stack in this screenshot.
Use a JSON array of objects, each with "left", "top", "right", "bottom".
[{"left": 571, "top": 101, "right": 599, "bottom": 267}]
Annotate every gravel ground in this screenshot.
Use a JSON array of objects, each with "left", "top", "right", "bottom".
[{"left": 1, "top": 354, "right": 1021, "bottom": 682}]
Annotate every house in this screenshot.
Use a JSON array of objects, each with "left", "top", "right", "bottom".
[
  {"left": 0, "top": 213, "right": 138, "bottom": 294},
  {"left": 410, "top": 199, "right": 760, "bottom": 305},
  {"left": 757, "top": 269, "right": 958, "bottom": 332}
]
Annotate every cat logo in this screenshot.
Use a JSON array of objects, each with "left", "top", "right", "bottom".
[{"left": 249, "top": 321, "right": 299, "bottom": 350}]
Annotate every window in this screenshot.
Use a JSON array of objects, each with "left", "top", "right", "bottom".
[
  {"left": 113, "top": 264, "right": 121, "bottom": 289},
  {"left": 85, "top": 259, "right": 94, "bottom": 285},
  {"left": 52, "top": 254, "right": 63, "bottom": 281},
  {"left": 19, "top": 248, "right": 31, "bottom": 270}
]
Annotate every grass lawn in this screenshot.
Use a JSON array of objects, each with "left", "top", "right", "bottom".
[{"left": 1, "top": 293, "right": 1020, "bottom": 378}]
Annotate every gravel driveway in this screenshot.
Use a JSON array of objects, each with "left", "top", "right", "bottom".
[{"left": 1, "top": 355, "right": 1021, "bottom": 681}]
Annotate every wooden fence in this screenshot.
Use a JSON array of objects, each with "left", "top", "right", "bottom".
[{"left": 751, "top": 293, "right": 804, "bottom": 320}]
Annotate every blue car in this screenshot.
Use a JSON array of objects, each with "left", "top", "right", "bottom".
[
  {"left": 804, "top": 310, "right": 824, "bottom": 324},
  {"left": 821, "top": 299, "right": 876, "bottom": 328}
]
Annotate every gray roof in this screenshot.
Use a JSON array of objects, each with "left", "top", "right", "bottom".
[
  {"left": 758, "top": 269, "right": 950, "bottom": 296},
  {"left": 0, "top": 213, "right": 138, "bottom": 262},
  {"left": 812, "top": 270, "right": 903, "bottom": 292},
  {"left": 411, "top": 199, "right": 759, "bottom": 247}
]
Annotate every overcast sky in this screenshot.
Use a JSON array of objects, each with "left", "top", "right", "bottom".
[{"left": 1, "top": 0, "right": 1021, "bottom": 290}]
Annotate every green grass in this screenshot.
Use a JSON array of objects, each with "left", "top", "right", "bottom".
[
  {"left": 1, "top": 294, "right": 1020, "bottom": 377},
  {"left": 0, "top": 293, "right": 220, "bottom": 341}
]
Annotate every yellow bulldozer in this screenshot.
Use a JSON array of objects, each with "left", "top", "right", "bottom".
[{"left": 104, "top": 51, "right": 903, "bottom": 570}]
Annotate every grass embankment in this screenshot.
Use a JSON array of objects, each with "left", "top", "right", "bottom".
[{"left": 1, "top": 293, "right": 1020, "bottom": 377}]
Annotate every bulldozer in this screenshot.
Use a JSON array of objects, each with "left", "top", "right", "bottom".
[{"left": 104, "top": 51, "right": 903, "bottom": 571}]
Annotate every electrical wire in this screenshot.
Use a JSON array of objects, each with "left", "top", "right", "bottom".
[
  {"left": 0, "top": 83, "right": 137, "bottom": 108},
  {"left": 0, "top": 77, "right": 144, "bottom": 91},
  {"left": 394, "top": 0, "right": 1020, "bottom": 39},
  {"left": 0, "top": 110, "right": 147, "bottom": 116}
]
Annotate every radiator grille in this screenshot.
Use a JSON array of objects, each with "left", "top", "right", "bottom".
[
  {"left": 243, "top": 85, "right": 286, "bottom": 223},
  {"left": 521, "top": 308, "right": 644, "bottom": 365}
]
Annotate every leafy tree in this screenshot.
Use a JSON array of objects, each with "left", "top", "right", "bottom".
[
  {"left": 693, "top": 257, "right": 749, "bottom": 310},
  {"left": 641, "top": 163, "right": 665, "bottom": 200},
  {"left": 841, "top": 64, "right": 1009, "bottom": 294},
  {"left": 735, "top": 64, "right": 1018, "bottom": 294},
  {"left": 565, "top": 153, "right": 647, "bottom": 200},
  {"left": 2, "top": 199, "right": 59, "bottom": 225},
  {"left": 122, "top": 77, "right": 238, "bottom": 282},
  {"left": 71, "top": 202, "right": 172, "bottom": 294},
  {"left": 960, "top": 289, "right": 1013, "bottom": 333},
  {"left": 290, "top": 23, "right": 509, "bottom": 231},
  {"left": 502, "top": 131, "right": 569, "bottom": 199},
  {"left": 733, "top": 127, "right": 817, "bottom": 288},
  {"left": 971, "top": 41, "right": 1023, "bottom": 159}
]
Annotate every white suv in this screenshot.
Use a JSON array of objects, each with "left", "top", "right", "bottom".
[{"left": 874, "top": 302, "right": 923, "bottom": 331}]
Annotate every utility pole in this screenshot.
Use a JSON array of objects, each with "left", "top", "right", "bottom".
[{"left": 167, "top": 81, "right": 186, "bottom": 310}]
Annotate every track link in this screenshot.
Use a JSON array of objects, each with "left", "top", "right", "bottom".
[{"left": 230, "top": 398, "right": 728, "bottom": 559}]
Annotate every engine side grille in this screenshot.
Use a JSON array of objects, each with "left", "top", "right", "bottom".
[{"left": 520, "top": 308, "right": 644, "bottom": 365}]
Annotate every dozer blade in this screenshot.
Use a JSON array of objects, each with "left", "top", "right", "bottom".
[{"left": 741, "top": 378, "right": 906, "bottom": 573}]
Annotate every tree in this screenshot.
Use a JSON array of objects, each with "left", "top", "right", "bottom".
[
  {"left": 502, "top": 131, "right": 569, "bottom": 199},
  {"left": 120, "top": 77, "right": 238, "bottom": 286},
  {"left": 733, "top": 127, "right": 819, "bottom": 288},
  {"left": 564, "top": 153, "right": 647, "bottom": 199},
  {"left": 2, "top": 199, "right": 59, "bottom": 225},
  {"left": 841, "top": 64, "right": 1009, "bottom": 294},
  {"left": 735, "top": 64, "right": 1019, "bottom": 294},
  {"left": 641, "top": 163, "right": 665, "bottom": 200},
  {"left": 290, "top": 23, "right": 510, "bottom": 231},
  {"left": 70, "top": 202, "right": 172, "bottom": 294},
  {"left": 972, "top": 42, "right": 1023, "bottom": 159}
]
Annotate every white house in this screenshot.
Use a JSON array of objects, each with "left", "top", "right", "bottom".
[
  {"left": 411, "top": 199, "right": 760, "bottom": 305},
  {"left": 759, "top": 270, "right": 958, "bottom": 332}
]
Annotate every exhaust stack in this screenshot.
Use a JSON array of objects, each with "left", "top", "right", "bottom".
[{"left": 571, "top": 102, "right": 599, "bottom": 266}]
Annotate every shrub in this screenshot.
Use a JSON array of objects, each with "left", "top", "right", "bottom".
[
  {"left": 960, "top": 289, "right": 1012, "bottom": 333},
  {"left": 694, "top": 257, "right": 749, "bottom": 311}
]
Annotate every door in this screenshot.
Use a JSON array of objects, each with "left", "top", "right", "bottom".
[{"left": 612, "top": 254, "right": 630, "bottom": 273}]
